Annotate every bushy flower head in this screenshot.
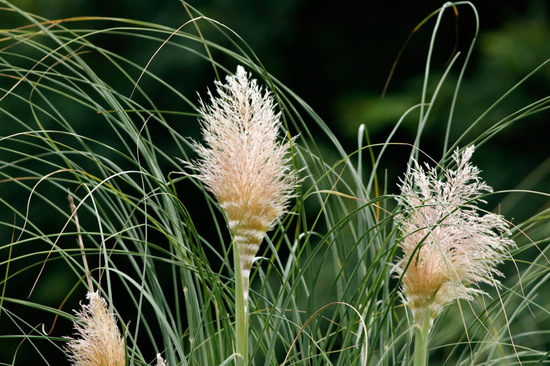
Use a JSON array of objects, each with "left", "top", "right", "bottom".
[
  {"left": 190, "top": 66, "right": 296, "bottom": 301},
  {"left": 66, "top": 291, "right": 125, "bottom": 366},
  {"left": 394, "top": 147, "right": 515, "bottom": 328}
]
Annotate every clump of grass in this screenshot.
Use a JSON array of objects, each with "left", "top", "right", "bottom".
[{"left": 0, "top": 1, "right": 548, "bottom": 365}]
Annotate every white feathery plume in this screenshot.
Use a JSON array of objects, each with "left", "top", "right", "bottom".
[
  {"left": 190, "top": 65, "right": 296, "bottom": 309},
  {"left": 394, "top": 146, "right": 515, "bottom": 329},
  {"left": 66, "top": 291, "right": 125, "bottom": 366},
  {"left": 156, "top": 354, "right": 168, "bottom": 366}
]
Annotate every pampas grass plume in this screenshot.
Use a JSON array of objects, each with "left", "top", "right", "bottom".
[
  {"left": 190, "top": 65, "right": 296, "bottom": 303},
  {"left": 395, "top": 146, "right": 515, "bottom": 329},
  {"left": 66, "top": 291, "right": 125, "bottom": 366}
]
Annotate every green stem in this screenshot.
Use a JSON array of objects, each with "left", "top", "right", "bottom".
[
  {"left": 413, "top": 308, "right": 432, "bottom": 366},
  {"left": 233, "top": 246, "right": 248, "bottom": 365}
]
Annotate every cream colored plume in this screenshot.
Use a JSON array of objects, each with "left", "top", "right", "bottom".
[
  {"left": 394, "top": 146, "right": 515, "bottom": 329},
  {"left": 191, "top": 65, "right": 295, "bottom": 306},
  {"left": 66, "top": 291, "right": 125, "bottom": 366}
]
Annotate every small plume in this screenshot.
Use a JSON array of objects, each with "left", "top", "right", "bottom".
[
  {"left": 190, "top": 66, "right": 296, "bottom": 305},
  {"left": 66, "top": 291, "right": 125, "bottom": 366},
  {"left": 156, "top": 354, "right": 168, "bottom": 366},
  {"left": 394, "top": 146, "right": 515, "bottom": 329}
]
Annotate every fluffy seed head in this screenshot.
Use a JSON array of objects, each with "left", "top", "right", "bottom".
[
  {"left": 66, "top": 291, "right": 125, "bottom": 366},
  {"left": 394, "top": 146, "right": 515, "bottom": 328},
  {"left": 192, "top": 66, "right": 295, "bottom": 231},
  {"left": 190, "top": 66, "right": 296, "bottom": 303},
  {"left": 191, "top": 66, "right": 295, "bottom": 258}
]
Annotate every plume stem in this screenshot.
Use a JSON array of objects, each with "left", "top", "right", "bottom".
[
  {"left": 233, "top": 242, "right": 248, "bottom": 365},
  {"left": 413, "top": 307, "right": 432, "bottom": 366}
]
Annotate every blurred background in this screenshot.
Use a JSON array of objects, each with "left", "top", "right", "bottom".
[
  {"left": 1, "top": 0, "right": 550, "bottom": 363},
  {"left": 6, "top": 0, "right": 550, "bottom": 206}
]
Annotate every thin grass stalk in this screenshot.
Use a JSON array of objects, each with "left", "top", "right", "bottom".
[
  {"left": 233, "top": 242, "right": 248, "bottom": 365},
  {"left": 442, "top": 2, "right": 479, "bottom": 155}
]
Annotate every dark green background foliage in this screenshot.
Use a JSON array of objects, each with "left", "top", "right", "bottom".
[
  {"left": 8, "top": 0, "right": 549, "bottom": 197},
  {"left": 1, "top": 0, "right": 549, "bottom": 364}
]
